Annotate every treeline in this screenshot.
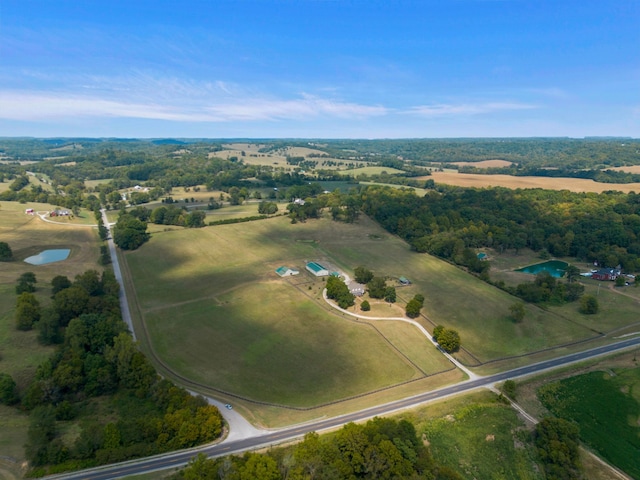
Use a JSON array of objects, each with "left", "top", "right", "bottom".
[
  {"left": 3, "top": 270, "right": 223, "bottom": 476},
  {"left": 175, "top": 417, "right": 463, "bottom": 480},
  {"left": 176, "top": 414, "right": 585, "bottom": 480},
  {"left": 315, "top": 138, "right": 640, "bottom": 168},
  {"left": 360, "top": 185, "right": 640, "bottom": 273}
]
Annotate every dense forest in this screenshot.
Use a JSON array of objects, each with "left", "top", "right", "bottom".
[{"left": 359, "top": 185, "right": 640, "bottom": 273}]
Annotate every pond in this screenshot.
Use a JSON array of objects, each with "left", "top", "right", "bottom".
[
  {"left": 24, "top": 249, "right": 71, "bottom": 265},
  {"left": 515, "top": 260, "right": 569, "bottom": 278}
]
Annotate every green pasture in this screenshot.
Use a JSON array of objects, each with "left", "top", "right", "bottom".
[
  {"left": 0, "top": 404, "right": 30, "bottom": 473},
  {"left": 145, "top": 282, "right": 419, "bottom": 406},
  {"left": 339, "top": 166, "right": 405, "bottom": 176},
  {"left": 125, "top": 211, "right": 640, "bottom": 408},
  {"left": 0, "top": 174, "right": 52, "bottom": 194},
  {"left": 367, "top": 320, "right": 452, "bottom": 374},
  {"left": 359, "top": 181, "right": 429, "bottom": 196},
  {"left": 84, "top": 178, "right": 113, "bottom": 189},
  {"left": 400, "top": 391, "right": 542, "bottom": 480},
  {"left": 538, "top": 368, "right": 640, "bottom": 478},
  {"left": 0, "top": 201, "right": 101, "bottom": 285}
]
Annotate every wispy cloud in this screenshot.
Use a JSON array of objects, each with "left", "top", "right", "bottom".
[
  {"left": 0, "top": 89, "right": 388, "bottom": 123},
  {"left": 405, "top": 102, "right": 538, "bottom": 117}
]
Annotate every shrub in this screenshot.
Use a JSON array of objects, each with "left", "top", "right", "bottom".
[{"left": 579, "top": 295, "right": 599, "bottom": 314}]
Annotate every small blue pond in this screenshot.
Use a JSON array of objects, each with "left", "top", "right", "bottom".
[
  {"left": 516, "top": 260, "right": 568, "bottom": 278},
  {"left": 24, "top": 249, "right": 71, "bottom": 265}
]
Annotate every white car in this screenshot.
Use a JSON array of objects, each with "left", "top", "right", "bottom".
[{"left": 224, "top": 404, "right": 233, "bottom": 410}]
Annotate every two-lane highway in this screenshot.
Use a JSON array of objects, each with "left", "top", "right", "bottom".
[{"left": 50, "top": 335, "right": 640, "bottom": 479}]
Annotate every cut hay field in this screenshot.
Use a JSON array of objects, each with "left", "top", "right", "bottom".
[
  {"left": 422, "top": 171, "right": 640, "bottom": 193},
  {"left": 610, "top": 165, "right": 640, "bottom": 174},
  {"left": 450, "top": 159, "right": 514, "bottom": 168}
]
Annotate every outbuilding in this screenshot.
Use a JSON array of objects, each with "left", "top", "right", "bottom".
[
  {"left": 276, "top": 266, "right": 299, "bottom": 277},
  {"left": 306, "top": 262, "right": 329, "bottom": 277}
]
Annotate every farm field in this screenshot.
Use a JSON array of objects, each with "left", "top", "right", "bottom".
[
  {"left": 611, "top": 165, "right": 640, "bottom": 174},
  {"left": 121, "top": 212, "right": 640, "bottom": 423},
  {"left": 515, "top": 350, "right": 640, "bottom": 480},
  {"left": 339, "top": 166, "right": 405, "bottom": 176},
  {"left": 212, "top": 143, "right": 365, "bottom": 171},
  {"left": 539, "top": 369, "right": 640, "bottom": 479},
  {"left": 423, "top": 171, "right": 640, "bottom": 193},
  {"left": 123, "top": 215, "right": 456, "bottom": 413},
  {"left": 450, "top": 159, "right": 514, "bottom": 168}
]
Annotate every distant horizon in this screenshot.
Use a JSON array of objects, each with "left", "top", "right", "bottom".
[
  {"left": 2, "top": 135, "right": 639, "bottom": 142},
  {"left": 1, "top": 1, "right": 638, "bottom": 138}
]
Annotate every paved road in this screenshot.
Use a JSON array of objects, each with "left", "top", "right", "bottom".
[
  {"left": 101, "top": 209, "right": 136, "bottom": 340},
  {"left": 48, "top": 335, "right": 640, "bottom": 480}
]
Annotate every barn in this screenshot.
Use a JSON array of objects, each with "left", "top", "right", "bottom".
[
  {"left": 275, "top": 266, "right": 299, "bottom": 277},
  {"left": 306, "top": 262, "right": 329, "bottom": 277}
]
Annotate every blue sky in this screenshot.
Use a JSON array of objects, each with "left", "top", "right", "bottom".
[{"left": 1, "top": 0, "right": 638, "bottom": 138}]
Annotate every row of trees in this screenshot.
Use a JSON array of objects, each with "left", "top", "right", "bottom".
[
  {"left": 5, "top": 268, "right": 224, "bottom": 475},
  {"left": 176, "top": 417, "right": 462, "bottom": 480}
]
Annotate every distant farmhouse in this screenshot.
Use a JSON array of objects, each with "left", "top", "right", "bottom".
[
  {"left": 591, "top": 268, "right": 621, "bottom": 281},
  {"left": 306, "top": 262, "right": 329, "bottom": 277},
  {"left": 50, "top": 209, "right": 70, "bottom": 217},
  {"left": 276, "top": 266, "right": 299, "bottom": 277}
]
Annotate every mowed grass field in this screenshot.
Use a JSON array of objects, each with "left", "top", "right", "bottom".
[
  {"left": 125, "top": 215, "right": 455, "bottom": 409},
  {"left": 122, "top": 212, "right": 639, "bottom": 416},
  {"left": 0, "top": 201, "right": 103, "bottom": 469}
]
